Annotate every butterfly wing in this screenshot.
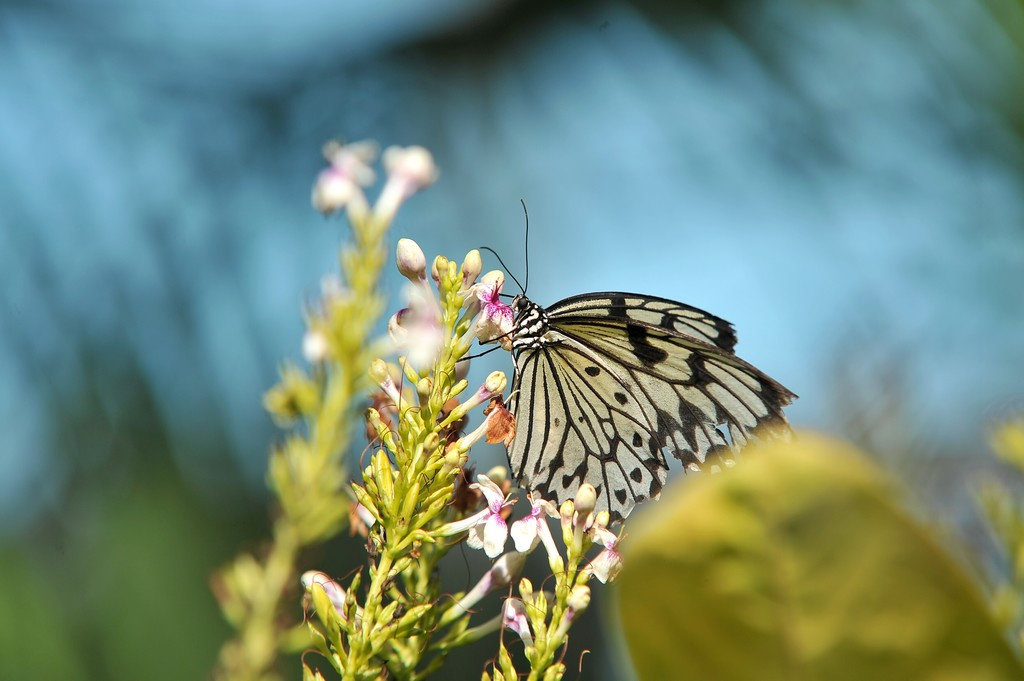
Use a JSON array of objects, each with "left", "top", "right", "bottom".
[
  {"left": 544, "top": 291, "right": 738, "bottom": 352},
  {"left": 508, "top": 293, "right": 796, "bottom": 520},
  {"left": 508, "top": 339, "right": 670, "bottom": 519}
]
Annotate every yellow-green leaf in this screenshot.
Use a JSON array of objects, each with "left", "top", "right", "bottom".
[{"left": 619, "top": 433, "right": 1024, "bottom": 681}]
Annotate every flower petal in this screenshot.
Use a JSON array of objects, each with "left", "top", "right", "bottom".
[
  {"left": 471, "top": 474, "right": 506, "bottom": 507},
  {"left": 483, "top": 513, "right": 509, "bottom": 558},
  {"left": 511, "top": 517, "right": 540, "bottom": 553}
]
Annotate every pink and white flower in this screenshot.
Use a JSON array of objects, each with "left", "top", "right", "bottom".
[
  {"left": 473, "top": 271, "right": 514, "bottom": 349},
  {"left": 375, "top": 146, "right": 439, "bottom": 222},
  {"left": 510, "top": 493, "right": 560, "bottom": 561},
  {"left": 311, "top": 140, "right": 376, "bottom": 217},
  {"left": 502, "top": 598, "right": 534, "bottom": 647},
  {"left": 436, "top": 474, "right": 514, "bottom": 558},
  {"left": 585, "top": 526, "right": 624, "bottom": 584}
]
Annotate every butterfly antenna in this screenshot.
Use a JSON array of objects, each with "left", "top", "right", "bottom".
[
  {"left": 479, "top": 246, "right": 526, "bottom": 294},
  {"left": 520, "top": 198, "right": 530, "bottom": 295},
  {"left": 459, "top": 344, "right": 504, "bottom": 362}
]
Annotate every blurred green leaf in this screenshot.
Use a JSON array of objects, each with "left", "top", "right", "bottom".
[
  {"left": 0, "top": 550, "right": 88, "bottom": 680},
  {"left": 618, "top": 433, "right": 1024, "bottom": 681},
  {"left": 991, "top": 418, "right": 1024, "bottom": 472}
]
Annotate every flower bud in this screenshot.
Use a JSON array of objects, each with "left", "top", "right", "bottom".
[
  {"left": 431, "top": 255, "right": 450, "bottom": 285},
  {"left": 574, "top": 484, "right": 597, "bottom": 517},
  {"left": 485, "top": 465, "right": 508, "bottom": 487},
  {"left": 312, "top": 167, "right": 357, "bottom": 215},
  {"left": 461, "top": 249, "right": 482, "bottom": 288},
  {"left": 369, "top": 359, "right": 390, "bottom": 386},
  {"left": 444, "top": 443, "right": 467, "bottom": 470},
  {"left": 396, "top": 238, "right": 427, "bottom": 282},
  {"left": 567, "top": 585, "right": 591, "bottom": 613},
  {"left": 301, "top": 571, "right": 347, "bottom": 616},
  {"left": 416, "top": 377, "right": 432, "bottom": 399},
  {"left": 382, "top": 145, "right": 439, "bottom": 191},
  {"left": 484, "top": 370, "right": 508, "bottom": 395},
  {"left": 519, "top": 577, "right": 534, "bottom": 602}
]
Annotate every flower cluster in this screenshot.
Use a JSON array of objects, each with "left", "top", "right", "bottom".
[
  {"left": 485, "top": 483, "right": 625, "bottom": 681},
  {"left": 212, "top": 141, "right": 440, "bottom": 681},
  {"left": 299, "top": 234, "right": 625, "bottom": 681},
  {"left": 295, "top": 222, "right": 529, "bottom": 679},
  {"left": 250, "top": 140, "right": 626, "bottom": 681}
]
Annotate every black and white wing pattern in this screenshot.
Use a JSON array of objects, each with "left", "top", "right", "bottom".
[{"left": 506, "top": 292, "right": 796, "bottom": 520}]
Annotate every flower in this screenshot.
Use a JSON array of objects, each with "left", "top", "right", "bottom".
[
  {"left": 461, "top": 249, "right": 482, "bottom": 290},
  {"left": 301, "top": 571, "right": 347, "bottom": 618},
  {"left": 551, "top": 584, "right": 591, "bottom": 643},
  {"left": 585, "top": 526, "right": 623, "bottom": 584},
  {"left": 443, "top": 371, "right": 508, "bottom": 427},
  {"left": 574, "top": 484, "right": 597, "bottom": 518},
  {"left": 369, "top": 359, "right": 403, "bottom": 407},
  {"left": 396, "top": 238, "right": 427, "bottom": 282},
  {"left": 311, "top": 140, "right": 376, "bottom": 217},
  {"left": 452, "top": 551, "right": 528, "bottom": 615},
  {"left": 473, "top": 271, "right": 514, "bottom": 349},
  {"left": 436, "top": 474, "right": 514, "bottom": 558},
  {"left": 374, "top": 146, "right": 439, "bottom": 221},
  {"left": 510, "top": 493, "right": 560, "bottom": 562},
  {"left": 388, "top": 283, "right": 444, "bottom": 372},
  {"left": 502, "top": 598, "right": 534, "bottom": 647},
  {"left": 302, "top": 329, "right": 329, "bottom": 363}
]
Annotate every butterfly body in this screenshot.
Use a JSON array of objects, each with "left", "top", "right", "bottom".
[{"left": 505, "top": 292, "right": 796, "bottom": 520}]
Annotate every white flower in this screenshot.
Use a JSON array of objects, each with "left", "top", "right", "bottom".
[
  {"left": 383, "top": 145, "right": 438, "bottom": 190},
  {"left": 388, "top": 283, "right": 443, "bottom": 372},
  {"left": 311, "top": 140, "right": 376, "bottom": 216},
  {"left": 502, "top": 598, "right": 534, "bottom": 647},
  {"left": 510, "top": 493, "right": 560, "bottom": 560},
  {"left": 374, "top": 146, "right": 439, "bottom": 222},
  {"left": 585, "top": 526, "right": 623, "bottom": 584},
  {"left": 302, "top": 329, "right": 329, "bottom": 363},
  {"left": 473, "top": 271, "right": 514, "bottom": 349},
  {"left": 436, "top": 474, "right": 514, "bottom": 558},
  {"left": 323, "top": 140, "right": 377, "bottom": 184}
]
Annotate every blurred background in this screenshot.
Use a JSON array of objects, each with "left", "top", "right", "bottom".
[{"left": 2, "top": 0, "right": 1023, "bottom": 678}]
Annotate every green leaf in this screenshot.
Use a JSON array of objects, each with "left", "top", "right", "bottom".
[{"left": 619, "top": 433, "right": 1024, "bottom": 681}]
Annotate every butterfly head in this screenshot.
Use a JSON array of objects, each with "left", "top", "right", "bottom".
[{"left": 510, "top": 295, "right": 548, "bottom": 351}]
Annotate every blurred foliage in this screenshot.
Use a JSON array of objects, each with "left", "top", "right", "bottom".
[
  {"left": 618, "top": 433, "right": 1024, "bottom": 681},
  {"left": 978, "top": 418, "right": 1024, "bottom": 649}
]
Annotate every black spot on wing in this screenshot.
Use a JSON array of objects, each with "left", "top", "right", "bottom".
[
  {"left": 626, "top": 324, "right": 669, "bottom": 366},
  {"left": 585, "top": 366, "right": 600, "bottom": 377}
]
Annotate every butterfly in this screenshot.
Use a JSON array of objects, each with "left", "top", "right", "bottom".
[{"left": 504, "top": 291, "right": 796, "bottom": 520}]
